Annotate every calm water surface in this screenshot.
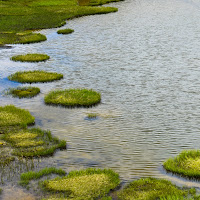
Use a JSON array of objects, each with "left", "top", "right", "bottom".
[{"left": 1, "top": 0, "right": 200, "bottom": 191}]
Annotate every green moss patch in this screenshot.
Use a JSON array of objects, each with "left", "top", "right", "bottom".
[
  {"left": 44, "top": 89, "right": 101, "bottom": 107},
  {"left": 43, "top": 168, "right": 120, "bottom": 199},
  {"left": 2, "top": 128, "right": 66, "bottom": 157},
  {"left": 117, "top": 178, "right": 189, "bottom": 200},
  {"left": 163, "top": 150, "right": 200, "bottom": 178},
  {"left": 11, "top": 54, "right": 50, "bottom": 62},
  {"left": 8, "top": 71, "right": 63, "bottom": 83},
  {"left": 0, "top": 105, "right": 35, "bottom": 133},
  {"left": 57, "top": 29, "right": 74, "bottom": 34},
  {"left": 8, "top": 87, "right": 40, "bottom": 98}
]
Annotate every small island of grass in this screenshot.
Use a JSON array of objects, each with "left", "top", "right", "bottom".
[
  {"left": 8, "top": 71, "right": 63, "bottom": 83},
  {"left": 8, "top": 87, "right": 40, "bottom": 98},
  {"left": 11, "top": 54, "right": 50, "bottom": 62},
  {"left": 44, "top": 89, "right": 101, "bottom": 107},
  {"left": 57, "top": 28, "right": 74, "bottom": 34}
]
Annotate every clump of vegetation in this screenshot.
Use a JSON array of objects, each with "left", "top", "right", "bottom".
[
  {"left": 0, "top": 188, "right": 2, "bottom": 194},
  {"left": 44, "top": 89, "right": 101, "bottom": 107},
  {"left": 8, "top": 87, "right": 40, "bottom": 98},
  {"left": 57, "top": 28, "right": 74, "bottom": 34},
  {"left": 117, "top": 178, "right": 189, "bottom": 200},
  {"left": 42, "top": 168, "right": 120, "bottom": 199},
  {"left": 163, "top": 150, "right": 200, "bottom": 178},
  {"left": 89, "top": 0, "right": 124, "bottom": 6},
  {"left": 11, "top": 54, "right": 50, "bottom": 62},
  {"left": 0, "top": 105, "right": 35, "bottom": 133},
  {"left": 0, "top": 154, "right": 15, "bottom": 166},
  {"left": 20, "top": 167, "right": 66, "bottom": 186},
  {"left": 8, "top": 71, "right": 63, "bottom": 83}
]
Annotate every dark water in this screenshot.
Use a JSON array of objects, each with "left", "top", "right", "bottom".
[{"left": 1, "top": 0, "right": 200, "bottom": 195}]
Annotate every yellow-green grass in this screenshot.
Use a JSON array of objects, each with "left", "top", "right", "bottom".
[
  {"left": 8, "top": 87, "right": 40, "bottom": 98},
  {"left": 0, "top": 105, "right": 35, "bottom": 133},
  {"left": 87, "top": 113, "right": 98, "bottom": 119},
  {"left": 0, "top": 188, "right": 2, "bottom": 194},
  {"left": 163, "top": 150, "right": 200, "bottom": 179},
  {"left": 43, "top": 168, "right": 120, "bottom": 199},
  {"left": 0, "top": 154, "right": 15, "bottom": 166},
  {"left": 89, "top": 0, "right": 124, "bottom": 6},
  {"left": 117, "top": 178, "right": 189, "bottom": 200},
  {"left": 11, "top": 54, "right": 50, "bottom": 62},
  {"left": 2, "top": 128, "right": 66, "bottom": 157},
  {"left": 44, "top": 89, "right": 101, "bottom": 107},
  {"left": 57, "top": 29, "right": 74, "bottom": 34},
  {"left": 8, "top": 71, "right": 63, "bottom": 83}
]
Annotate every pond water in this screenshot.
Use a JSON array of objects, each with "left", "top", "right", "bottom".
[{"left": 1, "top": 0, "right": 200, "bottom": 194}]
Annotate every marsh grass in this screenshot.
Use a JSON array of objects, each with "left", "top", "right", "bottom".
[
  {"left": 87, "top": 113, "right": 98, "bottom": 119},
  {"left": 89, "top": 0, "right": 124, "bottom": 6},
  {"left": 44, "top": 89, "right": 101, "bottom": 107},
  {"left": 57, "top": 29, "right": 74, "bottom": 34},
  {"left": 117, "top": 178, "right": 189, "bottom": 200},
  {"left": 8, "top": 87, "right": 40, "bottom": 98},
  {"left": 11, "top": 54, "right": 50, "bottom": 62},
  {"left": 42, "top": 168, "right": 120, "bottom": 199},
  {"left": 163, "top": 150, "right": 200, "bottom": 178},
  {"left": 8, "top": 71, "right": 63, "bottom": 83},
  {"left": 0, "top": 105, "right": 35, "bottom": 133}
]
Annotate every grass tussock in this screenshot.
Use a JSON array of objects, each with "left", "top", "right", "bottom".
[
  {"left": 42, "top": 168, "right": 120, "bottom": 199},
  {"left": 87, "top": 113, "right": 98, "bottom": 119},
  {"left": 0, "top": 105, "right": 35, "bottom": 133},
  {"left": 0, "top": 154, "right": 15, "bottom": 166},
  {"left": 8, "top": 70, "right": 63, "bottom": 83},
  {"left": 89, "top": 0, "right": 124, "bottom": 6},
  {"left": 8, "top": 87, "right": 40, "bottom": 98},
  {"left": 44, "top": 89, "right": 101, "bottom": 107},
  {"left": 11, "top": 54, "right": 50, "bottom": 62},
  {"left": 163, "top": 150, "right": 200, "bottom": 178},
  {"left": 57, "top": 28, "right": 74, "bottom": 34}
]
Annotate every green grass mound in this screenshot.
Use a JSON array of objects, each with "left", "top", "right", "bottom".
[
  {"left": 57, "top": 29, "right": 74, "bottom": 34},
  {"left": 2, "top": 128, "right": 66, "bottom": 157},
  {"left": 8, "top": 71, "right": 63, "bottom": 83},
  {"left": 43, "top": 168, "right": 120, "bottom": 199},
  {"left": 0, "top": 105, "right": 35, "bottom": 133},
  {"left": 11, "top": 54, "right": 50, "bottom": 62},
  {"left": 163, "top": 150, "right": 200, "bottom": 178},
  {"left": 44, "top": 89, "right": 101, "bottom": 107},
  {"left": 87, "top": 113, "right": 98, "bottom": 119},
  {"left": 9, "top": 87, "right": 40, "bottom": 98},
  {"left": 117, "top": 178, "right": 189, "bottom": 200}
]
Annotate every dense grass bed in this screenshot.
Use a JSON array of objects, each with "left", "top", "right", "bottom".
[
  {"left": 11, "top": 54, "right": 50, "bottom": 62},
  {"left": 8, "top": 87, "right": 40, "bottom": 98},
  {"left": 8, "top": 71, "right": 63, "bottom": 83},
  {"left": 57, "top": 28, "right": 74, "bottom": 34},
  {"left": 163, "top": 150, "right": 200, "bottom": 179},
  {"left": 44, "top": 89, "right": 101, "bottom": 107}
]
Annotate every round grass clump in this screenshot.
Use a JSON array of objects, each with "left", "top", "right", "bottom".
[
  {"left": 43, "top": 168, "right": 120, "bottom": 199},
  {"left": 11, "top": 54, "right": 50, "bottom": 62},
  {"left": 44, "top": 89, "right": 101, "bottom": 107},
  {"left": 163, "top": 150, "right": 200, "bottom": 178},
  {"left": 15, "top": 33, "right": 47, "bottom": 44},
  {"left": 117, "top": 178, "right": 188, "bottom": 200},
  {"left": 57, "top": 29, "right": 74, "bottom": 34},
  {"left": 8, "top": 70, "right": 63, "bottom": 83},
  {"left": 9, "top": 87, "right": 40, "bottom": 98}
]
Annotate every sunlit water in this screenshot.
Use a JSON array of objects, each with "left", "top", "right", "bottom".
[{"left": 1, "top": 0, "right": 200, "bottom": 196}]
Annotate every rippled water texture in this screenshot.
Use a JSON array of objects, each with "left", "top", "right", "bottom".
[{"left": 1, "top": 0, "right": 200, "bottom": 188}]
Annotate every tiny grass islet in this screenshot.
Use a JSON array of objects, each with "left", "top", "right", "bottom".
[
  {"left": 8, "top": 70, "right": 63, "bottom": 83},
  {"left": 43, "top": 168, "right": 120, "bottom": 199},
  {"left": 11, "top": 54, "right": 50, "bottom": 62},
  {"left": 8, "top": 87, "right": 40, "bottom": 98},
  {"left": 57, "top": 28, "right": 74, "bottom": 34},
  {"left": 44, "top": 89, "right": 101, "bottom": 107},
  {"left": 163, "top": 150, "right": 200, "bottom": 178}
]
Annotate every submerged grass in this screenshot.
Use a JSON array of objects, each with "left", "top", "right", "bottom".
[
  {"left": 8, "top": 87, "right": 40, "bottom": 98},
  {"left": 57, "top": 29, "right": 74, "bottom": 34},
  {"left": 8, "top": 70, "right": 63, "bottom": 83},
  {"left": 163, "top": 150, "right": 200, "bottom": 178},
  {"left": 11, "top": 54, "right": 50, "bottom": 62},
  {"left": 44, "top": 89, "right": 101, "bottom": 107}
]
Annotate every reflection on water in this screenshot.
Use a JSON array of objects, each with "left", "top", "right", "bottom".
[{"left": 1, "top": 0, "right": 200, "bottom": 190}]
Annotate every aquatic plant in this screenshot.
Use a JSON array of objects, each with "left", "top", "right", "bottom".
[
  {"left": 44, "top": 89, "right": 101, "bottom": 107},
  {"left": 8, "top": 70, "right": 63, "bottom": 83},
  {"left": 0, "top": 154, "right": 15, "bottom": 166},
  {"left": 8, "top": 87, "right": 40, "bottom": 98},
  {"left": 57, "top": 29, "right": 74, "bottom": 34},
  {"left": 117, "top": 178, "right": 188, "bottom": 200},
  {"left": 89, "top": 0, "right": 124, "bottom": 6},
  {"left": 11, "top": 54, "right": 50, "bottom": 62},
  {"left": 163, "top": 150, "right": 200, "bottom": 178},
  {"left": 42, "top": 168, "right": 120, "bottom": 199},
  {"left": 87, "top": 113, "right": 98, "bottom": 119}
]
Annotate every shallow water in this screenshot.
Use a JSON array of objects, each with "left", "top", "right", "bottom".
[{"left": 1, "top": 0, "right": 200, "bottom": 193}]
